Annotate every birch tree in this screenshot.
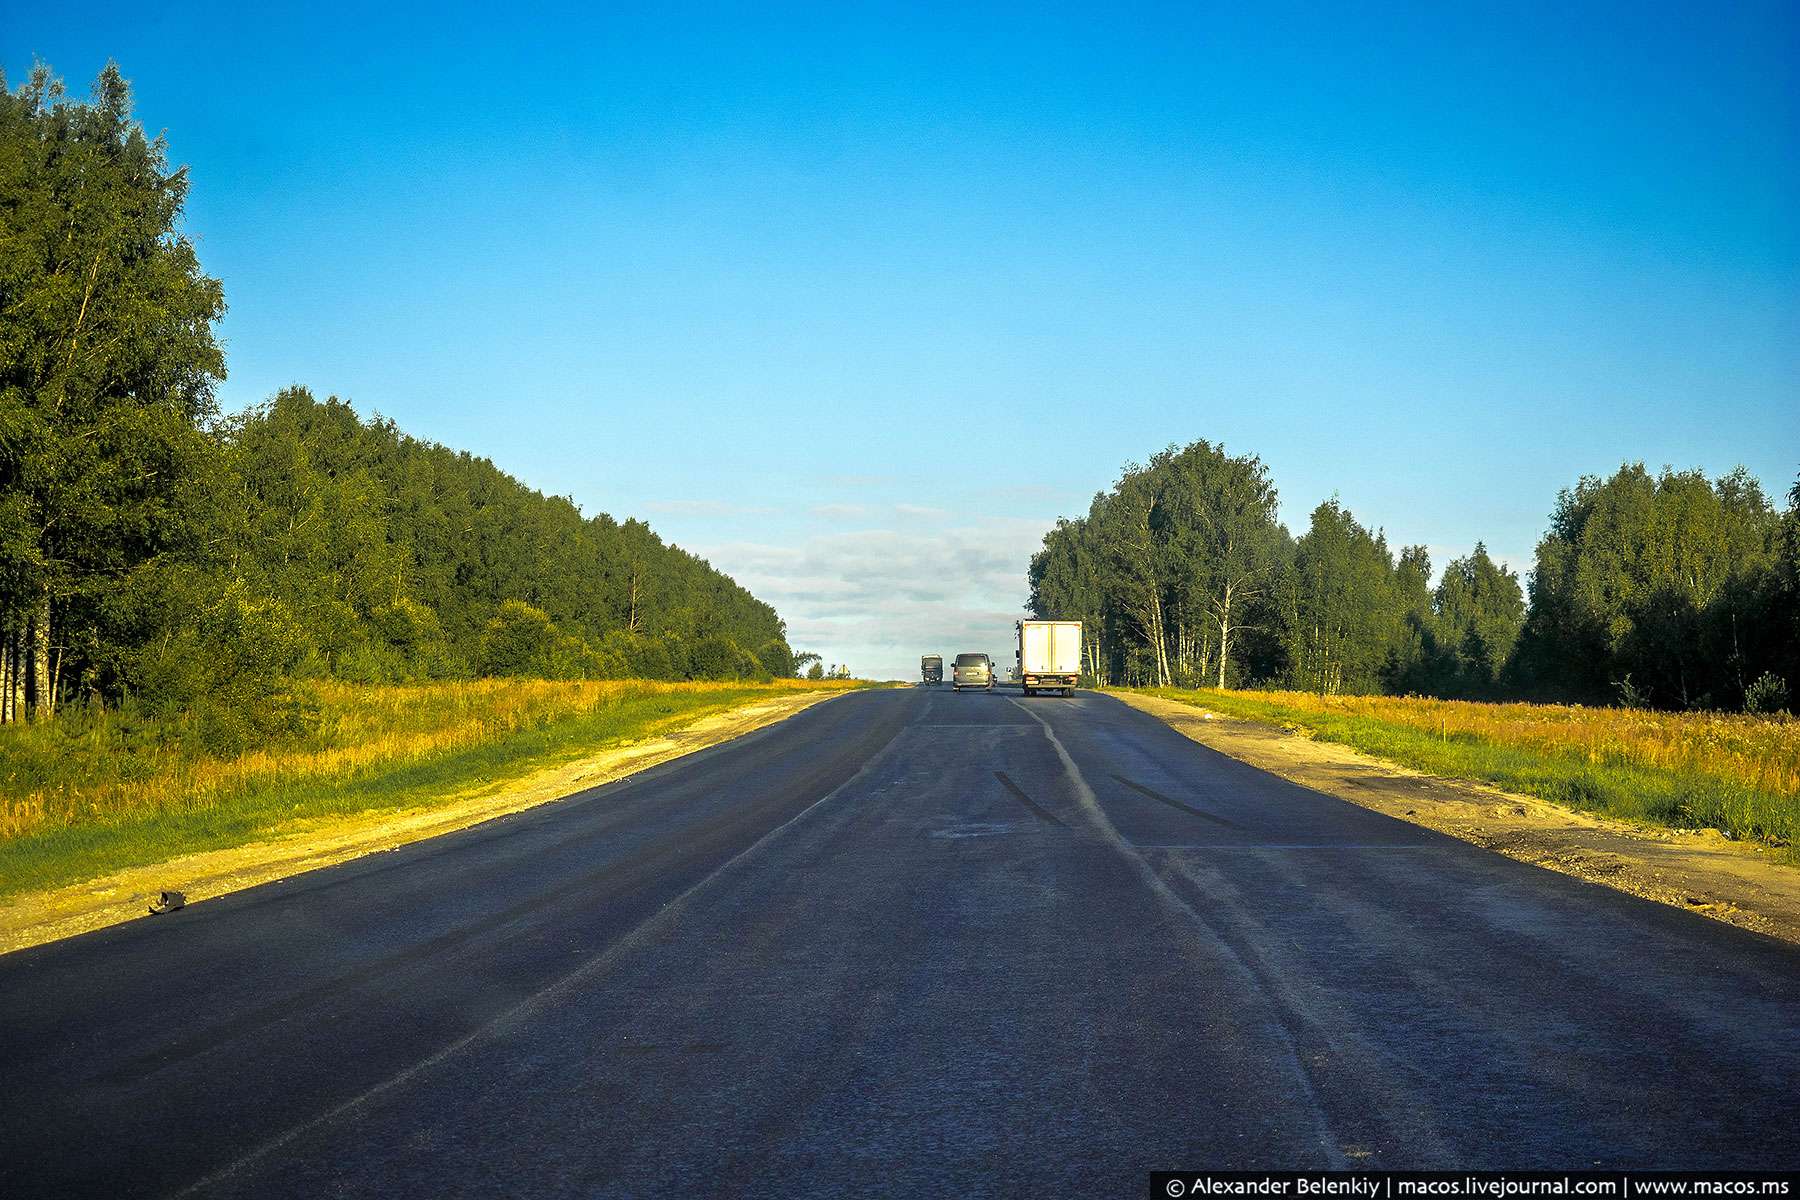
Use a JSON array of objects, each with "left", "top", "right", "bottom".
[
  {"left": 1153, "top": 442, "right": 1283, "bottom": 689},
  {"left": 1093, "top": 471, "right": 1172, "bottom": 687},
  {"left": 0, "top": 63, "right": 225, "bottom": 717}
]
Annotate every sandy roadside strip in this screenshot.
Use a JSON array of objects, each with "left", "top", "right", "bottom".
[
  {"left": 0, "top": 688, "right": 848, "bottom": 957},
  {"left": 1110, "top": 690, "right": 1800, "bottom": 947}
]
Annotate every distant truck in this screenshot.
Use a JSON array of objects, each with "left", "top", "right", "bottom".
[
  {"left": 921, "top": 654, "right": 943, "bottom": 685},
  {"left": 1017, "top": 620, "right": 1081, "bottom": 697}
]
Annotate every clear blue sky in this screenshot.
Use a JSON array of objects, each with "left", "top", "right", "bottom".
[{"left": 7, "top": 1, "right": 1797, "bottom": 678}]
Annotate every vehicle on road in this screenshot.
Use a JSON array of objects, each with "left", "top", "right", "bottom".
[
  {"left": 1017, "top": 620, "right": 1081, "bottom": 696},
  {"left": 951, "top": 653, "right": 992, "bottom": 691},
  {"left": 921, "top": 655, "right": 943, "bottom": 685}
]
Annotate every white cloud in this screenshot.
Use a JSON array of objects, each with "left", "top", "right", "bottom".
[{"left": 695, "top": 514, "right": 1051, "bottom": 680}]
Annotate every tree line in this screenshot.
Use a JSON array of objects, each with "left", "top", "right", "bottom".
[
  {"left": 1029, "top": 442, "right": 1800, "bottom": 713},
  {"left": 1, "top": 64, "right": 799, "bottom": 740}
]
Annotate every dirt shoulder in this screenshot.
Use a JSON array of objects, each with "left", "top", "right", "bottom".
[
  {"left": 0, "top": 689, "right": 847, "bottom": 957},
  {"left": 1110, "top": 690, "right": 1800, "bottom": 946}
]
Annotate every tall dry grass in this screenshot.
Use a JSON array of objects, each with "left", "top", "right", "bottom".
[
  {"left": 1217, "top": 690, "right": 1800, "bottom": 804},
  {"left": 0, "top": 678, "right": 843, "bottom": 843},
  {"left": 1146, "top": 686, "right": 1799, "bottom": 852}
]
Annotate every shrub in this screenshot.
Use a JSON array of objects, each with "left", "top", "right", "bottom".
[
  {"left": 755, "top": 639, "right": 795, "bottom": 679},
  {"left": 598, "top": 630, "right": 678, "bottom": 680},
  {"left": 689, "top": 634, "right": 742, "bottom": 681},
  {"left": 1746, "top": 673, "right": 1791, "bottom": 716},
  {"left": 371, "top": 598, "right": 443, "bottom": 650},
  {"left": 134, "top": 580, "right": 314, "bottom": 753},
  {"left": 479, "top": 601, "right": 558, "bottom": 677}
]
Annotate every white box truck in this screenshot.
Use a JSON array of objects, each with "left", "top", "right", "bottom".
[{"left": 1017, "top": 620, "right": 1081, "bottom": 696}]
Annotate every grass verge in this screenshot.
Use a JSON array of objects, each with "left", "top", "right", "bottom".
[
  {"left": 0, "top": 678, "right": 864, "bottom": 900},
  {"left": 1118, "top": 686, "right": 1799, "bottom": 862}
]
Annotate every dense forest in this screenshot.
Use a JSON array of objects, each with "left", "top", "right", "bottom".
[
  {"left": 0, "top": 65, "right": 797, "bottom": 735},
  {"left": 1030, "top": 442, "right": 1800, "bottom": 714}
]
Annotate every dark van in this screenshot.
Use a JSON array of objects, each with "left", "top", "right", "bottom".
[{"left": 952, "top": 653, "right": 992, "bottom": 691}]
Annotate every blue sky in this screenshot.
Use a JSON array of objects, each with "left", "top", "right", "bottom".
[{"left": 7, "top": 1, "right": 1797, "bottom": 678}]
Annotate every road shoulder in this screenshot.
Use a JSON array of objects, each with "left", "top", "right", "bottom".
[
  {"left": 0, "top": 689, "right": 846, "bottom": 957},
  {"left": 1109, "top": 690, "right": 1800, "bottom": 946}
]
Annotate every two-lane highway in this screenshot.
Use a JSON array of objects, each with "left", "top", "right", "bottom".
[{"left": 3, "top": 687, "right": 1797, "bottom": 1196}]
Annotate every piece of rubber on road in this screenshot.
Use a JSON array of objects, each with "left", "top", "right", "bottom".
[
  {"left": 148, "top": 890, "right": 186, "bottom": 916},
  {"left": 993, "top": 771, "right": 1068, "bottom": 828}
]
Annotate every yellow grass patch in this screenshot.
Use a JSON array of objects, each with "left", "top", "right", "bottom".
[
  {"left": 1209, "top": 689, "right": 1800, "bottom": 804},
  {"left": 1, "top": 678, "right": 848, "bottom": 841}
]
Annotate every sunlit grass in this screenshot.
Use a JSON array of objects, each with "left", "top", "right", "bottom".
[
  {"left": 0, "top": 677, "right": 860, "bottom": 898},
  {"left": 1123, "top": 686, "right": 1799, "bottom": 859}
]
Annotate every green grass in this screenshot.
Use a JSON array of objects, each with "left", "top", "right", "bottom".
[
  {"left": 0, "top": 682, "right": 850, "bottom": 900},
  {"left": 1124, "top": 687, "right": 1799, "bottom": 863}
]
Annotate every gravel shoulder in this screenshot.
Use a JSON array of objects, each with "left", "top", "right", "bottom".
[
  {"left": 0, "top": 689, "right": 847, "bottom": 957},
  {"left": 1110, "top": 690, "right": 1800, "bottom": 946}
]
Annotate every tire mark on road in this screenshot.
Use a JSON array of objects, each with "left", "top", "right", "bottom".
[
  {"left": 1109, "top": 773, "right": 1241, "bottom": 829},
  {"left": 993, "top": 771, "right": 1068, "bottom": 828}
]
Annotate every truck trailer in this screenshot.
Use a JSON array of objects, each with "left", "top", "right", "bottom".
[{"left": 1016, "top": 620, "right": 1081, "bottom": 696}]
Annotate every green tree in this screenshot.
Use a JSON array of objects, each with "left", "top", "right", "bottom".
[
  {"left": 1273, "top": 501, "right": 1410, "bottom": 694},
  {"left": 1509, "top": 463, "right": 1780, "bottom": 708},
  {"left": 220, "top": 388, "right": 790, "bottom": 683},
  {"left": 689, "top": 634, "right": 742, "bottom": 681},
  {"left": 225, "top": 387, "right": 404, "bottom": 672},
  {"left": 479, "top": 600, "right": 559, "bottom": 677},
  {"left": 134, "top": 577, "right": 310, "bottom": 752},
  {"left": 1028, "top": 517, "right": 1105, "bottom": 677},
  {"left": 1153, "top": 442, "right": 1283, "bottom": 688},
  {"left": 754, "top": 638, "right": 795, "bottom": 679},
  {"left": 1432, "top": 543, "right": 1525, "bottom": 694},
  {"left": 0, "top": 62, "right": 226, "bottom": 717},
  {"left": 1767, "top": 470, "right": 1800, "bottom": 699},
  {"left": 1093, "top": 469, "right": 1173, "bottom": 686},
  {"left": 1028, "top": 442, "right": 1285, "bottom": 687}
]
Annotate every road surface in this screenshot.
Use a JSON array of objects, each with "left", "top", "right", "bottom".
[{"left": 2, "top": 687, "right": 1796, "bottom": 1197}]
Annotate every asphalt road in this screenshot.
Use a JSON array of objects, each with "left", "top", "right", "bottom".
[{"left": 3, "top": 687, "right": 1797, "bottom": 1197}]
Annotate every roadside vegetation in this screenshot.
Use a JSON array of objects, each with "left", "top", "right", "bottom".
[
  {"left": 2, "top": 65, "right": 820, "bottom": 734},
  {"left": 0, "top": 65, "right": 862, "bottom": 903},
  {"left": 1133, "top": 686, "right": 1799, "bottom": 859},
  {"left": 0, "top": 677, "right": 863, "bottom": 899},
  {"left": 1032, "top": 444, "right": 1799, "bottom": 715}
]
